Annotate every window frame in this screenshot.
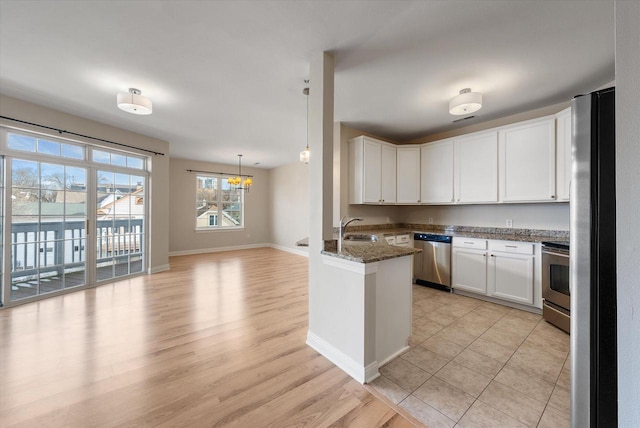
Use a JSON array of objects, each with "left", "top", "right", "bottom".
[{"left": 195, "top": 175, "right": 244, "bottom": 231}]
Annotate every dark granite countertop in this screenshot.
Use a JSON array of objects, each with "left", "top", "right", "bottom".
[
  {"left": 296, "top": 223, "right": 569, "bottom": 264},
  {"left": 321, "top": 239, "right": 421, "bottom": 263}
]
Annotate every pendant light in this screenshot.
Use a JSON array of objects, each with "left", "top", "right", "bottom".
[
  {"left": 117, "top": 88, "right": 153, "bottom": 115},
  {"left": 300, "top": 84, "right": 310, "bottom": 164},
  {"left": 228, "top": 154, "right": 253, "bottom": 192},
  {"left": 449, "top": 88, "right": 482, "bottom": 115}
]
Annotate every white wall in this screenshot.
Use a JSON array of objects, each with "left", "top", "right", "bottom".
[
  {"left": 400, "top": 203, "right": 570, "bottom": 230},
  {"left": 0, "top": 95, "right": 171, "bottom": 272},
  {"left": 615, "top": 1, "right": 640, "bottom": 425},
  {"left": 168, "top": 157, "right": 270, "bottom": 254},
  {"left": 268, "top": 161, "right": 309, "bottom": 253}
]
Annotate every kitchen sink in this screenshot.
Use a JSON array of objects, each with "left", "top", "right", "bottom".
[{"left": 343, "top": 234, "right": 378, "bottom": 242}]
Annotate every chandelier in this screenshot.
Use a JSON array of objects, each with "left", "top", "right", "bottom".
[{"left": 228, "top": 154, "right": 253, "bottom": 192}]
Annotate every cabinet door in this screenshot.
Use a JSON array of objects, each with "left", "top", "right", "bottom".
[
  {"left": 380, "top": 143, "right": 396, "bottom": 204},
  {"left": 499, "top": 117, "right": 556, "bottom": 202},
  {"left": 455, "top": 132, "right": 498, "bottom": 203},
  {"left": 421, "top": 140, "right": 454, "bottom": 204},
  {"left": 556, "top": 108, "right": 572, "bottom": 201},
  {"left": 362, "top": 139, "right": 382, "bottom": 203},
  {"left": 452, "top": 248, "right": 487, "bottom": 294},
  {"left": 396, "top": 146, "right": 420, "bottom": 204},
  {"left": 488, "top": 252, "right": 534, "bottom": 304}
]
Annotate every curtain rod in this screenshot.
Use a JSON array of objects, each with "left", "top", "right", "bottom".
[
  {"left": 0, "top": 115, "right": 165, "bottom": 156},
  {"left": 186, "top": 169, "right": 253, "bottom": 178}
]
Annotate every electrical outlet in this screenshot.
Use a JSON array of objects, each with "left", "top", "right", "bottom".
[
  {"left": 428, "top": 218, "right": 434, "bottom": 224},
  {"left": 506, "top": 219, "right": 513, "bottom": 228}
]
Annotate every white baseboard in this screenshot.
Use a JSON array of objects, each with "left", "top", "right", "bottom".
[
  {"left": 169, "top": 243, "right": 310, "bottom": 258},
  {"left": 268, "top": 244, "right": 309, "bottom": 257},
  {"left": 149, "top": 264, "right": 170, "bottom": 274},
  {"left": 168, "top": 243, "right": 269, "bottom": 257},
  {"left": 306, "top": 330, "right": 379, "bottom": 384},
  {"left": 378, "top": 345, "right": 410, "bottom": 368}
]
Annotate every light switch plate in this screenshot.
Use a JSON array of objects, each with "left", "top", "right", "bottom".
[
  {"left": 506, "top": 219, "right": 513, "bottom": 228},
  {"left": 428, "top": 218, "right": 434, "bottom": 224}
]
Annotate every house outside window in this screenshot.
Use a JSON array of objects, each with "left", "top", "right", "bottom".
[{"left": 196, "top": 176, "right": 243, "bottom": 230}]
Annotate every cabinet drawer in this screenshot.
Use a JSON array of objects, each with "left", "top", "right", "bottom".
[
  {"left": 396, "top": 234, "right": 411, "bottom": 244},
  {"left": 488, "top": 240, "right": 534, "bottom": 255},
  {"left": 452, "top": 237, "right": 487, "bottom": 249}
]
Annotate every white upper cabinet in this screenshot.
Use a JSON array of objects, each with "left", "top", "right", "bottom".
[
  {"left": 420, "top": 139, "right": 454, "bottom": 204},
  {"left": 349, "top": 136, "right": 396, "bottom": 204},
  {"left": 362, "top": 138, "right": 382, "bottom": 203},
  {"left": 380, "top": 143, "right": 397, "bottom": 204},
  {"left": 556, "top": 107, "right": 572, "bottom": 201},
  {"left": 349, "top": 111, "right": 567, "bottom": 206},
  {"left": 499, "top": 117, "right": 556, "bottom": 202},
  {"left": 396, "top": 146, "right": 421, "bottom": 204},
  {"left": 455, "top": 131, "right": 499, "bottom": 203}
]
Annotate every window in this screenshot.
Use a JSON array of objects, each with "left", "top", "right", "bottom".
[
  {"left": 8, "top": 132, "right": 85, "bottom": 160},
  {"left": 196, "top": 176, "right": 243, "bottom": 230},
  {"left": 92, "top": 149, "right": 145, "bottom": 170}
]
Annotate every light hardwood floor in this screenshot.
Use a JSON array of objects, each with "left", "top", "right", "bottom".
[{"left": 0, "top": 248, "right": 417, "bottom": 427}]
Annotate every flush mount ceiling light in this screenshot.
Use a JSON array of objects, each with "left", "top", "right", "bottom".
[
  {"left": 300, "top": 84, "right": 310, "bottom": 164},
  {"left": 117, "top": 88, "right": 152, "bottom": 115},
  {"left": 449, "top": 88, "right": 482, "bottom": 116}
]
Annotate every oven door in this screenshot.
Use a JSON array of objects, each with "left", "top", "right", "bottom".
[{"left": 542, "top": 249, "right": 570, "bottom": 310}]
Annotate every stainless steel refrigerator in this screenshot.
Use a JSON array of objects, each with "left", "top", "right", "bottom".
[{"left": 571, "top": 87, "right": 617, "bottom": 427}]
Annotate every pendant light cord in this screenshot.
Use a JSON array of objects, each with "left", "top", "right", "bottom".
[{"left": 305, "top": 88, "right": 309, "bottom": 151}]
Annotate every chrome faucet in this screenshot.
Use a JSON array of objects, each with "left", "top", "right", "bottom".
[{"left": 338, "top": 216, "right": 363, "bottom": 252}]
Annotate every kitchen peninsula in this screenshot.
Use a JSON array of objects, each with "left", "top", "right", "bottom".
[{"left": 304, "top": 238, "right": 420, "bottom": 384}]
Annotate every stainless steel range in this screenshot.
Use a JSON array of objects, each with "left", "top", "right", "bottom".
[{"left": 541, "top": 241, "right": 570, "bottom": 333}]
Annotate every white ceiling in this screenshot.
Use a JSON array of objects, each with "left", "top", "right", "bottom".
[{"left": 0, "top": 1, "right": 614, "bottom": 169}]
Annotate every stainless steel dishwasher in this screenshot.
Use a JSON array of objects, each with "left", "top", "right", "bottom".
[{"left": 413, "top": 233, "right": 452, "bottom": 289}]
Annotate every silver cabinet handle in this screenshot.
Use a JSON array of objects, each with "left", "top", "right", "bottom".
[
  {"left": 464, "top": 241, "right": 474, "bottom": 244},
  {"left": 505, "top": 245, "right": 517, "bottom": 248}
]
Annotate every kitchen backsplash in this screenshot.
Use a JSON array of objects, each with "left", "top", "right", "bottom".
[{"left": 341, "top": 223, "right": 569, "bottom": 238}]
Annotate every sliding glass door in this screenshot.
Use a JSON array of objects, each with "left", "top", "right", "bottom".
[
  {"left": 95, "top": 170, "right": 145, "bottom": 282},
  {"left": 1, "top": 129, "right": 149, "bottom": 306},
  {"left": 9, "top": 159, "right": 87, "bottom": 301}
]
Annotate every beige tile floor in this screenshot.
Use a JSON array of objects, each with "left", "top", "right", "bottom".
[{"left": 370, "top": 285, "right": 570, "bottom": 428}]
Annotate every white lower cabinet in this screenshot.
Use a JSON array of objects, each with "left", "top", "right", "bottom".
[
  {"left": 488, "top": 250, "right": 534, "bottom": 305},
  {"left": 453, "top": 237, "right": 536, "bottom": 307},
  {"left": 452, "top": 247, "right": 487, "bottom": 294}
]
